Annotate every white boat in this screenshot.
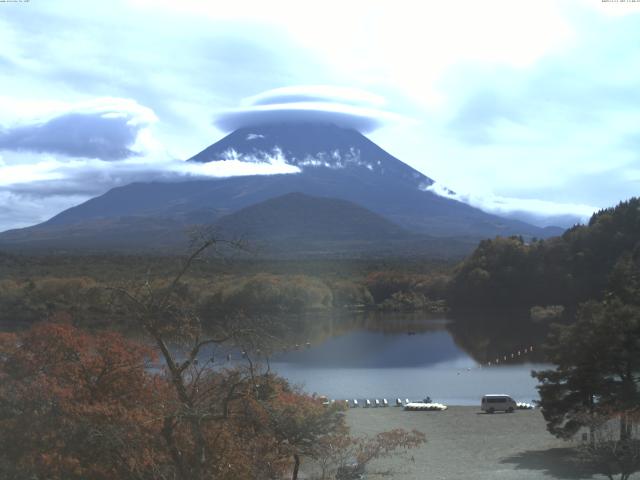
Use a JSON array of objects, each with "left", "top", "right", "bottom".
[{"left": 403, "top": 402, "right": 448, "bottom": 412}]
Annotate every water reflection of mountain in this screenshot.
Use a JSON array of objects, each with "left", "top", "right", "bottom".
[
  {"left": 273, "top": 311, "right": 459, "bottom": 368},
  {"left": 272, "top": 310, "right": 548, "bottom": 367},
  {"left": 272, "top": 329, "right": 466, "bottom": 368}
]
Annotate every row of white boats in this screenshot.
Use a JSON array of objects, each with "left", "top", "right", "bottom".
[
  {"left": 329, "top": 398, "right": 448, "bottom": 411},
  {"left": 323, "top": 398, "right": 535, "bottom": 412}
]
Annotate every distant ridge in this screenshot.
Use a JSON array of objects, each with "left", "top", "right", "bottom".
[
  {"left": 0, "top": 123, "right": 564, "bottom": 256},
  {"left": 0, "top": 192, "right": 478, "bottom": 258},
  {"left": 214, "top": 192, "right": 408, "bottom": 241}
]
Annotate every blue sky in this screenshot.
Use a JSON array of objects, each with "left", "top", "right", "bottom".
[{"left": 0, "top": 0, "right": 639, "bottom": 230}]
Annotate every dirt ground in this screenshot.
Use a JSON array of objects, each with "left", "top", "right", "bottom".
[{"left": 326, "top": 406, "right": 616, "bottom": 480}]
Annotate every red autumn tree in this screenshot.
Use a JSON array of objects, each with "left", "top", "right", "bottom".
[
  {"left": 262, "top": 380, "right": 348, "bottom": 479},
  {"left": 0, "top": 323, "right": 166, "bottom": 480},
  {"left": 0, "top": 323, "right": 353, "bottom": 480}
]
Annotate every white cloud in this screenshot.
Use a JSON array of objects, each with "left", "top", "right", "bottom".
[
  {"left": 0, "top": 191, "right": 89, "bottom": 232},
  {"left": 136, "top": 0, "right": 574, "bottom": 107},
  {"left": 214, "top": 85, "right": 403, "bottom": 133},
  {"left": 244, "top": 85, "right": 387, "bottom": 108},
  {"left": 176, "top": 149, "right": 300, "bottom": 177},
  {"left": 424, "top": 182, "right": 596, "bottom": 227},
  {"left": 0, "top": 152, "right": 300, "bottom": 194}
]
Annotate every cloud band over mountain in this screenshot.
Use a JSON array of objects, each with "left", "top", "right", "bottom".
[
  {"left": 214, "top": 86, "right": 401, "bottom": 133},
  {"left": 424, "top": 182, "right": 595, "bottom": 228}
]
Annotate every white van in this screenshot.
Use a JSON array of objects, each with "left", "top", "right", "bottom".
[{"left": 481, "top": 394, "right": 516, "bottom": 413}]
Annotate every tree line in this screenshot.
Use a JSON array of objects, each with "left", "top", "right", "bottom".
[
  {"left": 0, "top": 267, "right": 451, "bottom": 329},
  {"left": 448, "top": 198, "right": 640, "bottom": 311}
]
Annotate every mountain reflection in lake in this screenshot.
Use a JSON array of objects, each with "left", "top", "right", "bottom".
[{"left": 266, "top": 312, "right": 550, "bottom": 406}]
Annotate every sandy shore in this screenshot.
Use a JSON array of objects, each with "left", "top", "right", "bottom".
[{"left": 337, "top": 406, "right": 601, "bottom": 480}]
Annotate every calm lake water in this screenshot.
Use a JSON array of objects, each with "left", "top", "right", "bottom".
[
  {"left": 263, "top": 312, "right": 550, "bottom": 406},
  {"left": 74, "top": 310, "right": 549, "bottom": 407}
]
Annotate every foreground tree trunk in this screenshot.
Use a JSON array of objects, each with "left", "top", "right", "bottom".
[{"left": 292, "top": 453, "right": 301, "bottom": 480}]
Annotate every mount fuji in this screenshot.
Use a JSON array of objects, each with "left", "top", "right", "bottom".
[{"left": 0, "top": 123, "right": 562, "bottom": 256}]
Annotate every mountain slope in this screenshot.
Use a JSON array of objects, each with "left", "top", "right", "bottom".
[
  {"left": 0, "top": 192, "right": 478, "bottom": 258},
  {"left": 0, "top": 123, "right": 563, "bottom": 255},
  {"left": 214, "top": 192, "right": 408, "bottom": 241}
]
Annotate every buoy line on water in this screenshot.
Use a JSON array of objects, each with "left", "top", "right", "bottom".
[
  {"left": 450, "top": 344, "right": 538, "bottom": 377},
  {"left": 484, "top": 345, "right": 536, "bottom": 367}
]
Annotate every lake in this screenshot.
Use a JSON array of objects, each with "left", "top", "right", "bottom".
[
  {"left": 262, "top": 311, "right": 551, "bottom": 406},
  {"left": 1, "top": 311, "right": 550, "bottom": 406}
]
